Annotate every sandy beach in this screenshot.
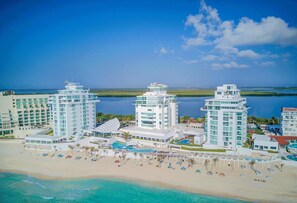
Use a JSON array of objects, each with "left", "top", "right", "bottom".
[{"left": 0, "top": 141, "right": 297, "bottom": 203}]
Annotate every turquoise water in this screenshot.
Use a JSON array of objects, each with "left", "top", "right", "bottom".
[
  {"left": 177, "top": 139, "right": 191, "bottom": 145},
  {"left": 0, "top": 173, "right": 246, "bottom": 203},
  {"left": 129, "top": 148, "right": 156, "bottom": 153},
  {"left": 112, "top": 141, "right": 128, "bottom": 149},
  {"left": 288, "top": 143, "right": 297, "bottom": 149},
  {"left": 287, "top": 155, "right": 297, "bottom": 161},
  {"left": 112, "top": 142, "right": 156, "bottom": 153}
]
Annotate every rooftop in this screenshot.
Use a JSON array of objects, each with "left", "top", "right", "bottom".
[
  {"left": 252, "top": 134, "right": 277, "bottom": 142},
  {"left": 270, "top": 135, "right": 297, "bottom": 145},
  {"left": 93, "top": 118, "right": 120, "bottom": 133},
  {"left": 282, "top": 107, "right": 297, "bottom": 112}
]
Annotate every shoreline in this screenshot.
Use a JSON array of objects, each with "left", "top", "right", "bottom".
[
  {"left": 1, "top": 142, "right": 297, "bottom": 203},
  {"left": 0, "top": 169, "right": 251, "bottom": 202}
]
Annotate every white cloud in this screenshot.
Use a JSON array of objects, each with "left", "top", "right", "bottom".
[
  {"left": 261, "top": 61, "right": 276, "bottom": 67},
  {"left": 156, "top": 46, "right": 174, "bottom": 55},
  {"left": 184, "top": 0, "right": 221, "bottom": 48},
  {"left": 184, "top": 0, "right": 297, "bottom": 60},
  {"left": 237, "top": 50, "right": 260, "bottom": 59},
  {"left": 185, "top": 60, "right": 199, "bottom": 64},
  {"left": 160, "top": 47, "right": 168, "bottom": 54},
  {"left": 269, "top": 54, "right": 279, "bottom": 58},
  {"left": 211, "top": 61, "right": 249, "bottom": 70},
  {"left": 217, "top": 17, "right": 297, "bottom": 47},
  {"left": 202, "top": 54, "right": 218, "bottom": 61}
]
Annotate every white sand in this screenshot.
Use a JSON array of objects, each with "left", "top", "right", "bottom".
[{"left": 0, "top": 141, "right": 297, "bottom": 203}]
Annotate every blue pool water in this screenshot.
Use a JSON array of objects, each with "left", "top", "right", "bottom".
[
  {"left": 112, "top": 142, "right": 156, "bottom": 153},
  {"left": 112, "top": 141, "right": 128, "bottom": 149},
  {"left": 0, "top": 173, "right": 247, "bottom": 203},
  {"left": 287, "top": 155, "right": 297, "bottom": 161},
  {"left": 129, "top": 148, "right": 157, "bottom": 153},
  {"left": 176, "top": 139, "right": 191, "bottom": 145},
  {"left": 288, "top": 143, "right": 297, "bottom": 149}
]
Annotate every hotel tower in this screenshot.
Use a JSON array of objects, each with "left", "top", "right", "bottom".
[
  {"left": 135, "top": 83, "right": 178, "bottom": 130},
  {"left": 201, "top": 84, "right": 248, "bottom": 149},
  {"left": 50, "top": 82, "right": 99, "bottom": 140}
]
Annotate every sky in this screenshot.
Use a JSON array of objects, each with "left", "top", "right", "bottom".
[{"left": 0, "top": 0, "right": 297, "bottom": 89}]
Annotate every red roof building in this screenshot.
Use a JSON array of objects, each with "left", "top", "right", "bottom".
[{"left": 270, "top": 136, "right": 297, "bottom": 146}]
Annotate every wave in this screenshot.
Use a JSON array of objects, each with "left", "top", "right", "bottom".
[
  {"left": 41, "top": 196, "right": 54, "bottom": 200},
  {"left": 22, "top": 178, "right": 47, "bottom": 189}
]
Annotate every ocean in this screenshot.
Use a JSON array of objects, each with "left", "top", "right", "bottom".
[{"left": 0, "top": 173, "right": 246, "bottom": 203}]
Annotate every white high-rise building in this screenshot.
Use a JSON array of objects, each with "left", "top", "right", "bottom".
[
  {"left": 281, "top": 107, "right": 297, "bottom": 136},
  {"left": 135, "top": 83, "right": 178, "bottom": 130},
  {"left": 201, "top": 84, "right": 248, "bottom": 150},
  {"left": 49, "top": 82, "right": 99, "bottom": 140}
]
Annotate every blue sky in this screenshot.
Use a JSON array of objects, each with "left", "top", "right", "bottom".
[{"left": 0, "top": 0, "right": 297, "bottom": 89}]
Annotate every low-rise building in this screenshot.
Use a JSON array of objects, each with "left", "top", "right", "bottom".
[
  {"left": 0, "top": 91, "right": 52, "bottom": 138},
  {"left": 252, "top": 134, "right": 279, "bottom": 152},
  {"left": 85, "top": 118, "right": 121, "bottom": 139}
]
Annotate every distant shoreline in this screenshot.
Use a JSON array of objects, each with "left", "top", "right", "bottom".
[
  {"left": 2, "top": 88, "right": 297, "bottom": 97},
  {"left": 91, "top": 90, "right": 297, "bottom": 97}
]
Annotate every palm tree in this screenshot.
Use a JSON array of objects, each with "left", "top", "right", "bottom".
[
  {"left": 157, "top": 156, "right": 162, "bottom": 167},
  {"left": 188, "top": 158, "right": 195, "bottom": 168},
  {"left": 68, "top": 145, "right": 74, "bottom": 155},
  {"left": 204, "top": 159, "right": 210, "bottom": 171},
  {"left": 123, "top": 132, "right": 131, "bottom": 140},
  {"left": 249, "top": 160, "right": 256, "bottom": 171},
  {"left": 212, "top": 157, "right": 219, "bottom": 171},
  {"left": 280, "top": 163, "right": 285, "bottom": 172}
]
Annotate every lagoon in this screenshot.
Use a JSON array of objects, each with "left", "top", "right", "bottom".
[{"left": 97, "top": 96, "right": 297, "bottom": 118}]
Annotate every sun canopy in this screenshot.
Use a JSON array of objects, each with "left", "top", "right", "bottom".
[{"left": 93, "top": 118, "right": 120, "bottom": 133}]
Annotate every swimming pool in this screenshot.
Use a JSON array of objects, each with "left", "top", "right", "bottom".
[
  {"left": 176, "top": 139, "right": 191, "bottom": 145},
  {"left": 112, "top": 142, "right": 128, "bottom": 149},
  {"left": 288, "top": 143, "right": 297, "bottom": 149},
  {"left": 287, "top": 155, "right": 297, "bottom": 161},
  {"left": 112, "top": 142, "right": 156, "bottom": 153},
  {"left": 129, "top": 148, "right": 157, "bottom": 153}
]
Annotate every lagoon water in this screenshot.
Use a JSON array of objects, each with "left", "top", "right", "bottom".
[
  {"left": 97, "top": 96, "right": 297, "bottom": 118},
  {"left": 0, "top": 173, "right": 245, "bottom": 203},
  {"left": 3, "top": 89, "right": 296, "bottom": 118}
]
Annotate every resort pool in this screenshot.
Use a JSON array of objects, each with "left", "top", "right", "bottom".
[
  {"left": 112, "top": 142, "right": 156, "bottom": 153},
  {"left": 288, "top": 143, "right": 297, "bottom": 149},
  {"left": 112, "top": 142, "right": 127, "bottom": 149},
  {"left": 287, "top": 155, "right": 297, "bottom": 161},
  {"left": 176, "top": 139, "right": 191, "bottom": 145},
  {"left": 129, "top": 148, "right": 157, "bottom": 153}
]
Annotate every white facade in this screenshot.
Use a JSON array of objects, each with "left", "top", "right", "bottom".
[
  {"left": 281, "top": 107, "right": 297, "bottom": 136},
  {"left": 201, "top": 84, "right": 248, "bottom": 150},
  {"left": 135, "top": 83, "right": 178, "bottom": 130},
  {"left": 252, "top": 134, "right": 279, "bottom": 152},
  {"left": 0, "top": 91, "right": 52, "bottom": 137},
  {"left": 50, "top": 82, "right": 99, "bottom": 140}
]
